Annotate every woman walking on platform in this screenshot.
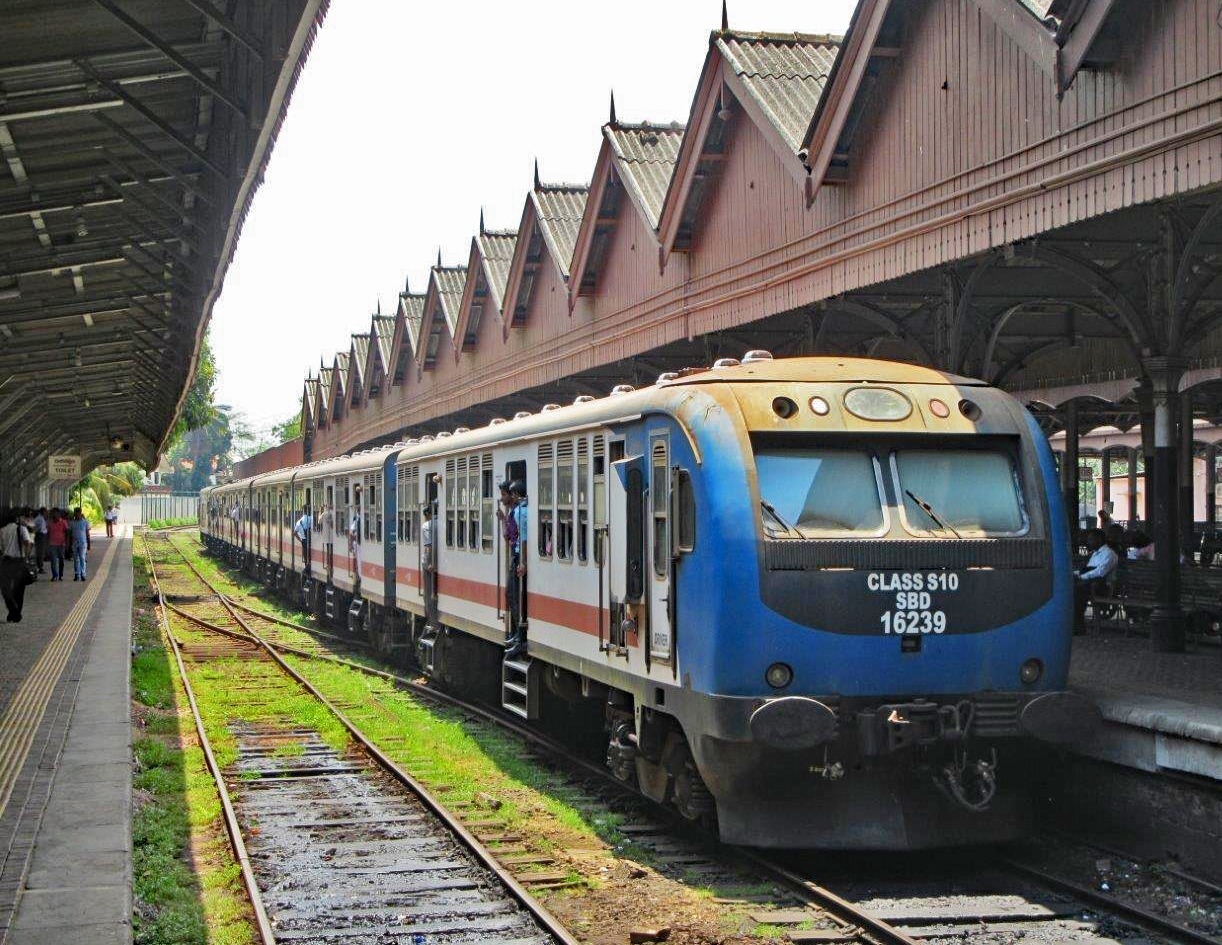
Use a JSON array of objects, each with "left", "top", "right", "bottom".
[
  {"left": 46, "top": 509, "right": 68, "bottom": 581},
  {"left": 69, "top": 508, "right": 91, "bottom": 581}
]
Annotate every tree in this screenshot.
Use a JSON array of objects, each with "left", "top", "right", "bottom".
[
  {"left": 162, "top": 406, "right": 237, "bottom": 493},
  {"left": 167, "top": 333, "right": 218, "bottom": 447},
  {"left": 272, "top": 411, "right": 302, "bottom": 444},
  {"left": 69, "top": 462, "right": 146, "bottom": 523}
]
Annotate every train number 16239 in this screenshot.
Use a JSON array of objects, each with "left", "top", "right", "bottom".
[{"left": 868, "top": 571, "right": 959, "bottom": 635}]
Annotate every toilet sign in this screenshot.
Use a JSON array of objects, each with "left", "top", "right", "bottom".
[{"left": 48, "top": 455, "right": 81, "bottom": 480}]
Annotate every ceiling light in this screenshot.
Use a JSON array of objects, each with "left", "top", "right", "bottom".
[
  {"left": 83, "top": 313, "right": 94, "bottom": 327},
  {"left": 0, "top": 324, "right": 11, "bottom": 338}
]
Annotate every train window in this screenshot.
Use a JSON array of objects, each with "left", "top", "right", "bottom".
[
  {"left": 557, "top": 440, "right": 574, "bottom": 561},
  {"left": 675, "top": 469, "right": 695, "bottom": 553},
  {"left": 892, "top": 449, "right": 1028, "bottom": 537},
  {"left": 367, "top": 472, "right": 383, "bottom": 541},
  {"left": 456, "top": 457, "right": 468, "bottom": 549},
  {"left": 537, "top": 443, "right": 554, "bottom": 559},
  {"left": 445, "top": 459, "right": 456, "bottom": 548},
  {"left": 625, "top": 464, "right": 645, "bottom": 601},
  {"left": 481, "top": 455, "right": 494, "bottom": 553},
  {"left": 467, "top": 457, "right": 480, "bottom": 550},
  {"left": 652, "top": 440, "right": 670, "bottom": 577},
  {"left": 592, "top": 436, "right": 606, "bottom": 566},
  {"left": 577, "top": 439, "right": 589, "bottom": 564},
  {"left": 755, "top": 449, "right": 886, "bottom": 538}
]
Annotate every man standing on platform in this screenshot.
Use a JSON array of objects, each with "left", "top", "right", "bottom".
[
  {"left": 421, "top": 505, "right": 436, "bottom": 630},
  {"left": 104, "top": 505, "right": 118, "bottom": 537},
  {"left": 69, "top": 507, "right": 91, "bottom": 581},
  {"left": 32, "top": 507, "right": 48, "bottom": 574},
  {"left": 505, "top": 481, "right": 529, "bottom": 658},
  {"left": 0, "top": 513, "right": 31, "bottom": 621}
]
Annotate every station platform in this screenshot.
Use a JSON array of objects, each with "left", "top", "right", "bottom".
[
  {"left": 1068, "top": 631, "right": 1222, "bottom": 780},
  {"left": 0, "top": 530, "right": 132, "bottom": 945}
]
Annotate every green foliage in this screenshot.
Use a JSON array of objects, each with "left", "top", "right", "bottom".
[
  {"left": 147, "top": 518, "right": 198, "bottom": 530},
  {"left": 67, "top": 462, "right": 145, "bottom": 523},
  {"left": 162, "top": 408, "right": 236, "bottom": 493},
  {"left": 271, "top": 412, "right": 302, "bottom": 444},
  {"left": 170, "top": 334, "right": 218, "bottom": 445}
]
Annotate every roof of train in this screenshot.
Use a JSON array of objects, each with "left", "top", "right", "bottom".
[{"left": 210, "top": 357, "right": 987, "bottom": 493}]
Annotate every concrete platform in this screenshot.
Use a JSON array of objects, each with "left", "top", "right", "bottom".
[
  {"left": 1069, "top": 631, "right": 1222, "bottom": 781},
  {"left": 0, "top": 530, "right": 132, "bottom": 945}
]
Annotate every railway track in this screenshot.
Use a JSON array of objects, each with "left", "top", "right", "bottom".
[
  {"left": 145, "top": 534, "right": 576, "bottom": 945},
  {"left": 152, "top": 531, "right": 1221, "bottom": 945}
]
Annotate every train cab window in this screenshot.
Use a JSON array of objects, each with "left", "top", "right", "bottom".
[
  {"left": 755, "top": 448, "right": 886, "bottom": 538},
  {"left": 892, "top": 449, "right": 1027, "bottom": 537},
  {"left": 467, "top": 457, "right": 480, "bottom": 550},
  {"left": 364, "top": 472, "right": 383, "bottom": 541},
  {"left": 577, "top": 439, "right": 590, "bottom": 564},
  {"left": 557, "top": 440, "right": 574, "bottom": 561},
  {"left": 651, "top": 440, "right": 670, "bottom": 577},
  {"left": 455, "top": 457, "right": 468, "bottom": 549},
  {"left": 481, "top": 455, "right": 494, "bottom": 552},
  {"left": 397, "top": 465, "right": 418, "bottom": 543},
  {"left": 675, "top": 469, "right": 695, "bottom": 553},
  {"left": 537, "top": 443, "right": 554, "bottom": 559},
  {"left": 445, "top": 459, "right": 456, "bottom": 548}
]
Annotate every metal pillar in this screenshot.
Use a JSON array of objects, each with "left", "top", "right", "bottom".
[
  {"left": 1207, "top": 444, "right": 1218, "bottom": 529},
  {"left": 1180, "top": 392, "right": 1195, "bottom": 553},
  {"left": 1137, "top": 380, "right": 1156, "bottom": 530},
  {"left": 1063, "top": 400, "right": 1081, "bottom": 534},
  {"left": 1128, "top": 447, "right": 1140, "bottom": 524},
  {"left": 1100, "top": 447, "right": 1112, "bottom": 518},
  {"left": 1145, "top": 358, "right": 1186, "bottom": 652}
]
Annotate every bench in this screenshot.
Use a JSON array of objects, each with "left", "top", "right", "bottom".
[{"left": 1090, "top": 559, "right": 1222, "bottom": 642}]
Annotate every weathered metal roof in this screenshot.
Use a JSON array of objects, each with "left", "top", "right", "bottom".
[
  {"left": 532, "top": 185, "right": 588, "bottom": 279},
  {"left": 399, "top": 291, "right": 425, "bottom": 354},
  {"left": 432, "top": 265, "right": 468, "bottom": 336},
  {"left": 606, "top": 122, "right": 685, "bottom": 229},
  {"left": 371, "top": 314, "right": 395, "bottom": 370},
  {"left": 476, "top": 230, "right": 518, "bottom": 312},
  {"left": 0, "top": 0, "right": 327, "bottom": 491},
  {"left": 332, "top": 351, "right": 349, "bottom": 394},
  {"left": 349, "top": 332, "right": 370, "bottom": 386},
  {"left": 715, "top": 31, "right": 840, "bottom": 155},
  {"left": 317, "top": 366, "right": 333, "bottom": 414}
]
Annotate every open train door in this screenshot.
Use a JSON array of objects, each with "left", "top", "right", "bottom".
[
  {"left": 609, "top": 453, "right": 645, "bottom": 653},
  {"left": 647, "top": 435, "right": 674, "bottom": 666}
]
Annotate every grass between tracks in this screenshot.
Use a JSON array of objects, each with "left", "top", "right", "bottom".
[
  {"left": 169, "top": 535, "right": 798, "bottom": 943},
  {"left": 130, "top": 545, "right": 254, "bottom": 945}
]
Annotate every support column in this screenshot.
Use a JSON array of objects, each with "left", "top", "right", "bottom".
[
  {"left": 1207, "top": 444, "right": 1218, "bottom": 529},
  {"left": 1137, "top": 380, "right": 1156, "bottom": 529},
  {"left": 1101, "top": 447, "right": 1112, "bottom": 519},
  {"left": 1144, "top": 358, "right": 1187, "bottom": 652},
  {"left": 1127, "top": 448, "right": 1140, "bottom": 524},
  {"left": 1180, "top": 391, "right": 1196, "bottom": 554},
  {"left": 1063, "top": 400, "right": 1081, "bottom": 534}
]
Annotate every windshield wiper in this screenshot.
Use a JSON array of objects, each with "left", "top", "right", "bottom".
[
  {"left": 761, "top": 500, "right": 802, "bottom": 539},
  {"left": 904, "top": 489, "right": 962, "bottom": 539}
]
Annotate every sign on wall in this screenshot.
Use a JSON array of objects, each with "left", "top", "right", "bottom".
[{"left": 48, "top": 455, "right": 82, "bottom": 480}]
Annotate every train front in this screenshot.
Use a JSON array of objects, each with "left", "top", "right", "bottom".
[{"left": 674, "top": 358, "right": 1098, "bottom": 849}]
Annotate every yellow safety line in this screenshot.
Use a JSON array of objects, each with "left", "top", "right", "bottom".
[{"left": 0, "top": 537, "right": 121, "bottom": 820}]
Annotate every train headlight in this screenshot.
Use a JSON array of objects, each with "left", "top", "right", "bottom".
[
  {"left": 929, "top": 398, "right": 950, "bottom": 418},
  {"left": 1019, "top": 658, "right": 1043, "bottom": 685},
  {"left": 809, "top": 396, "right": 830, "bottom": 416},
  {"left": 765, "top": 662, "right": 793, "bottom": 689}
]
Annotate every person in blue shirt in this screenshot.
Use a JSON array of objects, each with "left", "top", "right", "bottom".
[
  {"left": 505, "top": 481, "right": 529, "bottom": 657},
  {"left": 69, "top": 508, "right": 91, "bottom": 581}
]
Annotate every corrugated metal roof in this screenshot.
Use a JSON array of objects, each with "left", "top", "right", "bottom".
[
  {"left": 1016, "top": 0, "right": 1056, "bottom": 18},
  {"left": 333, "top": 351, "right": 349, "bottom": 393},
  {"left": 533, "top": 185, "right": 589, "bottom": 278},
  {"left": 606, "top": 122, "right": 685, "bottom": 229},
  {"left": 716, "top": 31, "right": 840, "bottom": 155},
  {"left": 399, "top": 293, "right": 426, "bottom": 351},
  {"left": 371, "top": 315, "right": 395, "bottom": 369},
  {"left": 351, "top": 333, "right": 370, "bottom": 385},
  {"left": 476, "top": 230, "right": 518, "bottom": 312},
  {"left": 432, "top": 266, "right": 468, "bottom": 335}
]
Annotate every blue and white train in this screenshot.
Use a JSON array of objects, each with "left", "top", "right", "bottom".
[{"left": 200, "top": 354, "right": 1097, "bottom": 849}]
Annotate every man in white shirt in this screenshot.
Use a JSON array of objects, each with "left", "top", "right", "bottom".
[
  {"left": 294, "top": 509, "right": 313, "bottom": 572},
  {"left": 421, "top": 505, "right": 436, "bottom": 629},
  {"left": 0, "top": 513, "right": 32, "bottom": 622},
  {"left": 1074, "top": 528, "right": 1118, "bottom": 634},
  {"left": 32, "top": 508, "right": 48, "bottom": 574}
]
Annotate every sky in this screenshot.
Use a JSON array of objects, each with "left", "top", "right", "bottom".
[{"left": 210, "top": 0, "right": 859, "bottom": 434}]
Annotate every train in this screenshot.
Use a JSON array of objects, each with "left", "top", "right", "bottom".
[{"left": 199, "top": 353, "right": 1098, "bottom": 849}]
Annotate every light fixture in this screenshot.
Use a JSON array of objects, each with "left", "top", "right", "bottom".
[
  {"left": 73, "top": 349, "right": 82, "bottom": 367},
  {"left": 765, "top": 662, "right": 793, "bottom": 689},
  {"left": 1019, "top": 658, "right": 1043, "bottom": 685},
  {"left": 82, "top": 313, "right": 94, "bottom": 327},
  {"left": 109, "top": 435, "right": 123, "bottom": 451},
  {"left": 75, "top": 210, "right": 88, "bottom": 239},
  {"left": 809, "top": 396, "right": 830, "bottom": 416},
  {"left": 929, "top": 398, "right": 950, "bottom": 418}
]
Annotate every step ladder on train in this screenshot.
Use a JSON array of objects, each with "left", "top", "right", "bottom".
[
  {"left": 416, "top": 625, "right": 438, "bottom": 674},
  {"left": 324, "top": 586, "right": 337, "bottom": 621},
  {"left": 347, "top": 597, "right": 366, "bottom": 635},
  {"left": 502, "top": 656, "right": 539, "bottom": 720}
]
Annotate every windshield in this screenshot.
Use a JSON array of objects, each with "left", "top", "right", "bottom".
[
  {"left": 894, "top": 449, "right": 1026, "bottom": 537},
  {"left": 755, "top": 449, "right": 886, "bottom": 538}
]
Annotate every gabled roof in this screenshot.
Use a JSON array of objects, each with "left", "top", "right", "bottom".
[
  {"left": 657, "top": 29, "right": 840, "bottom": 261},
  {"left": 455, "top": 225, "right": 518, "bottom": 353},
  {"left": 318, "top": 365, "right": 333, "bottom": 418},
  {"left": 502, "top": 174, "right": 589, "bottom": 329},
  {"left": 389, "top": 290, "right": 426, "bottom": 384},
  {"left": 417, "top": 262, "right": 467, "bottom": 370},
  {"left": 371, "top": 315, "right": 395, "bottom": 374},
  {"left": 572, "top": 117, "right": 684, "bottom": 299},
  {"left": 347, "top": 332, "right": 370, "bottom": 409},
  {"left": 302, "top": 375, "right": 318, "bottom": 431}
]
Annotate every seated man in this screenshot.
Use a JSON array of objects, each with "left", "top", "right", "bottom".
[{"left": 1074, "top": 527, "right": 1118, "bottom": 633}]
